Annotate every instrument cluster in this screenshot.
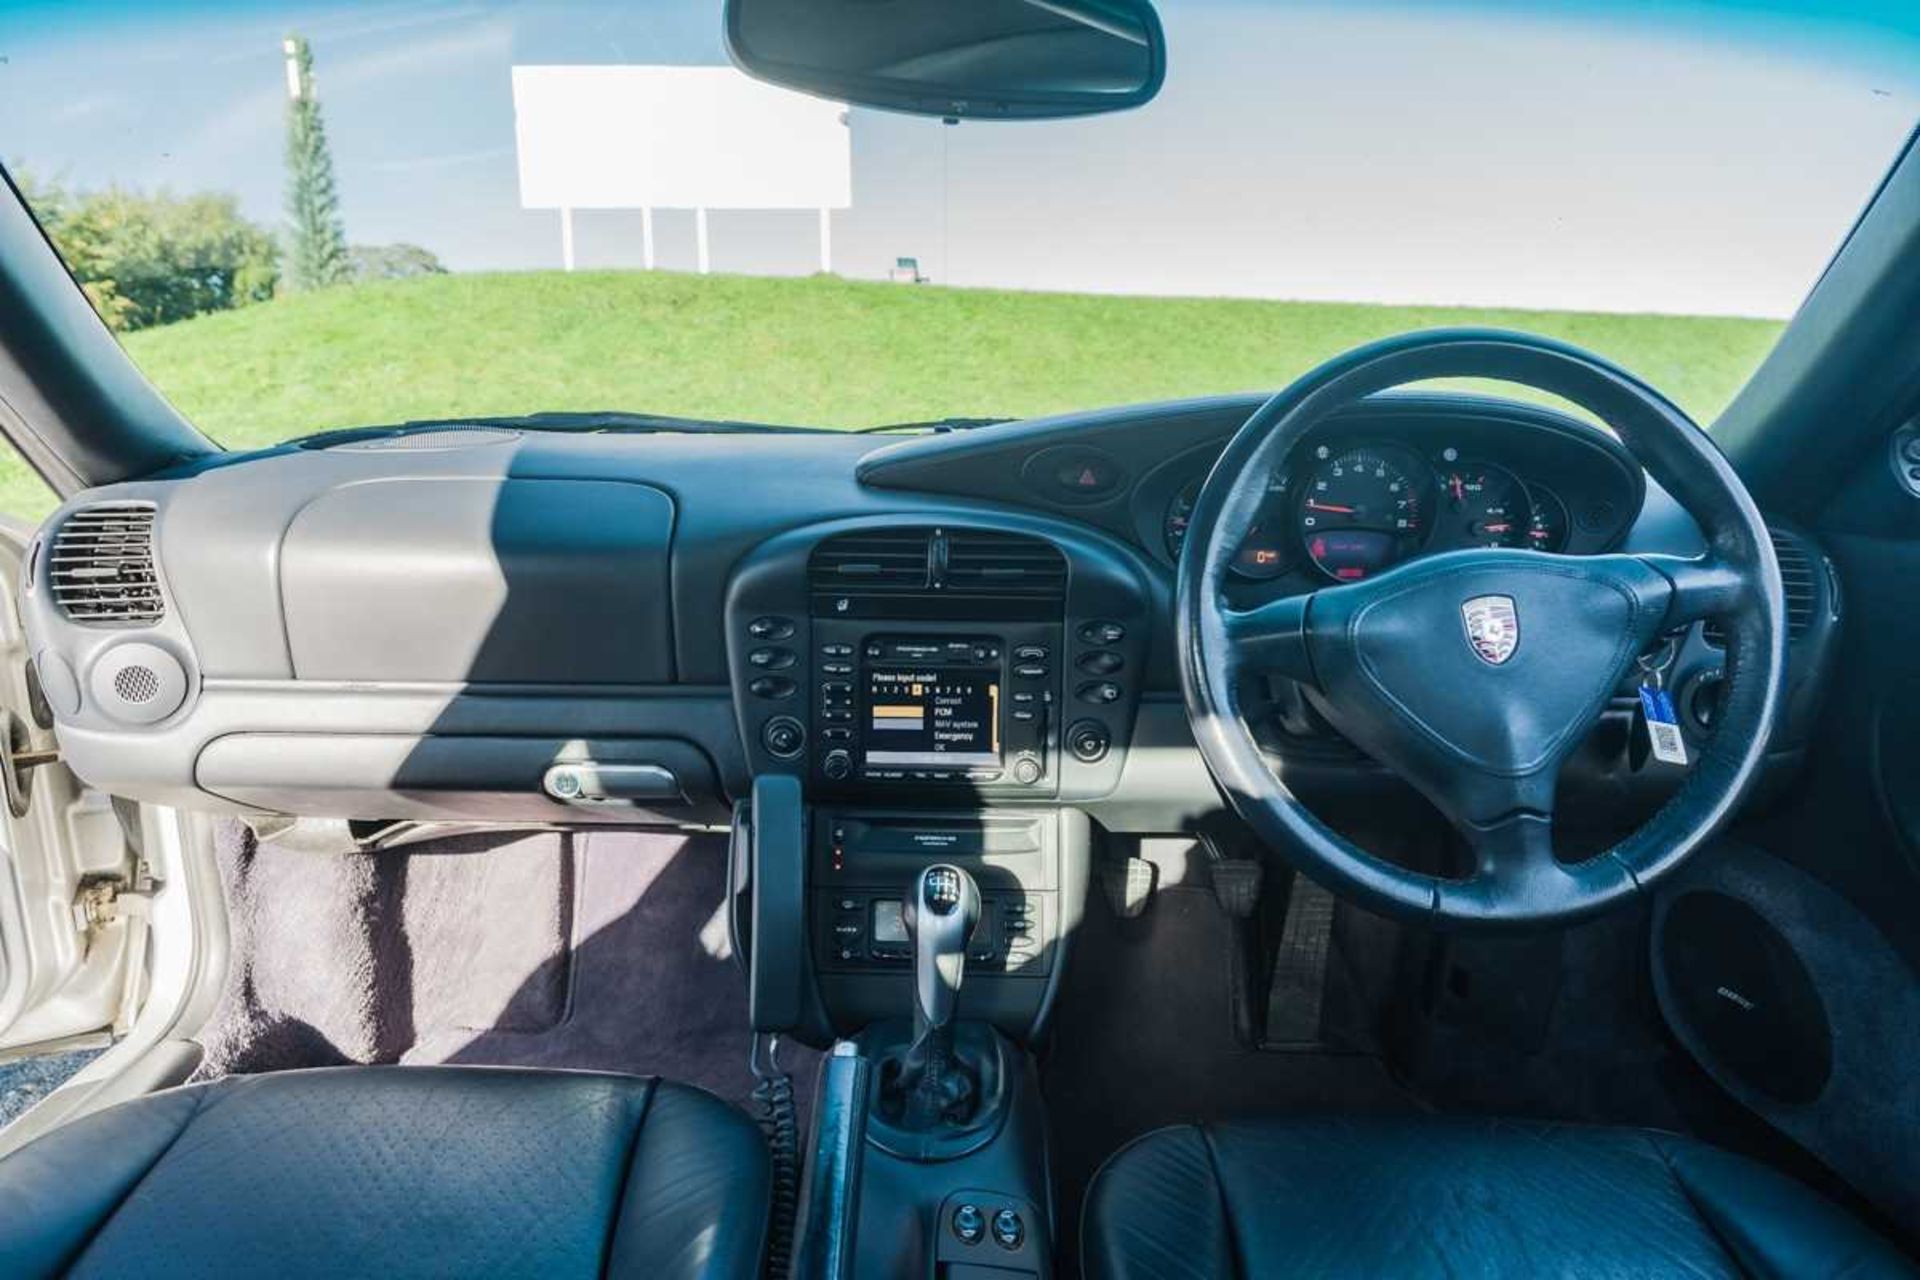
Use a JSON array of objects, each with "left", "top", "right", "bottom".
[{"left": 1158, "top": 417, "right": 1636, "bottom": 585}]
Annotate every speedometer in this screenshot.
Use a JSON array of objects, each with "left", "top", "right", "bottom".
[{"left": 1298, "top": 446, "right": 1429, "bottom": 580}]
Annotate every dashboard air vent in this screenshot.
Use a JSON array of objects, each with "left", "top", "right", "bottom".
[
  {"left": 1704, "top": 525, "right": 1818, "bottom": 646},
  {"left": 943, "top": 530, "right": 1067, "bottom": 598},
  {"left": 48, "top": 502, "right": 164, "bottom": 625},
  {"left": 809, "top": 529, "right": 933, "bottom": 592}
]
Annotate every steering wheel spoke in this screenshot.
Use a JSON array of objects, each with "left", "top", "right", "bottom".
[
  {"left": 1222, "top": 592, "right": 1317, "bottom": 686},
  {"left": 1638, "top": 552, "right": 1753, "bottom": 629}
]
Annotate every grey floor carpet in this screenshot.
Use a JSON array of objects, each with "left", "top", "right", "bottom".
[{"left": 194, "top": 820, "right": 818, "bottom": 1116}]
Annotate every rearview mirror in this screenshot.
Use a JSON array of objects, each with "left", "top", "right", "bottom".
[{"left": 723, "top": 0, "right": 1165, "bottom": 121}]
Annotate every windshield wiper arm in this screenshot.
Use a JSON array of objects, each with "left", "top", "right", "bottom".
[{"left": 855, "top": 416, "right": 1016, "bottom": 435}]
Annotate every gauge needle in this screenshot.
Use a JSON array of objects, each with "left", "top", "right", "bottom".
[{"left": 1305, "top": 499, "right": 1356, "bottom": 514}]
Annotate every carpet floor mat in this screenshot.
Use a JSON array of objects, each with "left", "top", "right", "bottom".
[{"left": 193, "top": 820, "right": 816, "bottom": 1115}]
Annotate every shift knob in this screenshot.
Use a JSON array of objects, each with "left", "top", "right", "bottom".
[{"left": 903, "top": 864, "right": 981, "bottom": 1034}]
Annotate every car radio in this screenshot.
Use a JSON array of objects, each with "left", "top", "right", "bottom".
[{"left": 812, "top": 628, "right": 1057, "bottom": 790}]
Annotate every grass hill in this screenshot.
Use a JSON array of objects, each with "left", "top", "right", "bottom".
[{"left": 3, "top": 271, "right": 1785, "bottom": 517}]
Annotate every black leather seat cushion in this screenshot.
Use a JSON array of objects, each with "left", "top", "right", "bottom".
[
  {"left": 1084, "top": 1116, "right": 1917, "bottom": 1279},
  {"left": 0, "top": 1065, "right": 769, "bottom": 1279}
]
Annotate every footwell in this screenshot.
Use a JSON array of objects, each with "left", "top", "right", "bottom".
[{"left": 192, "top": 819, "right": 818, "bottom": 1114}]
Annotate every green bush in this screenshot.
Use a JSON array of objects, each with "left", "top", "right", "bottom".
[{"left": 16, "top": 173, "right": 279, "bottom": 331}]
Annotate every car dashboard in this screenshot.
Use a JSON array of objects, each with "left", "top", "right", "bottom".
[{"left": 16, "top": 390, "right": 1838, "bottom": 838}]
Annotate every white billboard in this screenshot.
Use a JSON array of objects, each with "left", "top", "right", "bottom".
[{"left": 511, "top": 65, "right": 851, "bottom": 213}]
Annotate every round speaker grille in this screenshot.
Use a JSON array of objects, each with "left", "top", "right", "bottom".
[
  {"left": 113, "top": 664, "right": 160, "bottom": 704},
  {"left": 87, "top": 642, "right": 189, "bottom": 725},
  {"left": 1660, "top": 891, "right": 1832, "bottom": 1104}
]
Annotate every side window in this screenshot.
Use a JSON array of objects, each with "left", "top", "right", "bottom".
[{"left": 0, "top": 452, "right": 57, "bottom": 527}]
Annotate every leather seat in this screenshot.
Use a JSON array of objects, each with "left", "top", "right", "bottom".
[
  {"left": 1083, "top": 1116, "right": 1917, "bottom": 1279},
  {"left": 0, "top": 1065, "right": 769, "bottom": 1280}
]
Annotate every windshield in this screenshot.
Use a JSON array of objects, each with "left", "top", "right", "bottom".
[{"left": 5, "top": 1, "right": 1918, "bottom": 515}]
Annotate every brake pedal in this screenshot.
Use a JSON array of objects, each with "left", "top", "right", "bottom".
[{"left": 1210, "top": 858, "right": 1263, "bottom": 919}]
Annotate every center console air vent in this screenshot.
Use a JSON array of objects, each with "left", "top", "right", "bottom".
[
  {"left": 943, "top": 530, "right": 1067, "bottom": 599},
  {"left": 48, "top": 502, "right": 164, "bottom": 625},
  {"left": 809, "top": 529, "right": 933, "bottom": 592},
  {"left": 1704, "top": 525, "right": 1820, "bottom": 646}
]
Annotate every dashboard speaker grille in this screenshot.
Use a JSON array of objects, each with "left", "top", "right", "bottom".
[
  {"left": 113, "top": 664, "right": 161, "bottom": 704},
  {"left": 1705, "top": 525, "right": 1818, "bottom": 646},
  {"left": 48, "top": 502, "right": 164, "bottom": 626}
]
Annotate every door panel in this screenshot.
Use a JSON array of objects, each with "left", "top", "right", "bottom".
[{"left": 0, "top": 516, "right": 143, "bottom": 1055}]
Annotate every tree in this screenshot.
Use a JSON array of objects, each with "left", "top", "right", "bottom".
[
  {"left": 15, "top": 171, "right": 278, "bottom": 331},
  {"left": 282, "top": 34, "right": 349, "bottom": 291}
]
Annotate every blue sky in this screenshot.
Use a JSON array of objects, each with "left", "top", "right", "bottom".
[{"left": 4, "top": 0, "right": 1918, "bottom": 317}]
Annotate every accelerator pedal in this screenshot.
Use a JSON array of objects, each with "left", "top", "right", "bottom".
[{"left": 1264, "top": 872, "right": 1337, "bottom": 1048}]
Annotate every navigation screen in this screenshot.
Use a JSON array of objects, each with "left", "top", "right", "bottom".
[{"left": 863, "top": 667, "right": 1001, "bottom": 769}]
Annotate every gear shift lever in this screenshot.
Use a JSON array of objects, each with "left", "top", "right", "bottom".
[
  {"left": 896, "top": 864, "right": 981, "bottom": 1126},
  {"left": 906, "top": 864, "right": 981, "bottom": 1035}
]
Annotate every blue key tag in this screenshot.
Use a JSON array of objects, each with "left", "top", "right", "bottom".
[{"left": 1638, "top": 681, "right": 1688, "bottom": 766}]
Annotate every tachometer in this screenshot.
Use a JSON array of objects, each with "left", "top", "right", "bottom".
[{"left": 1299, "top": 446, "right": 1428, "bottom": 580}]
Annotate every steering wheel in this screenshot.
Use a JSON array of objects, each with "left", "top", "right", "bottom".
[{"left": 1177, "top": 330, "right": 1786, "bottom": 928}]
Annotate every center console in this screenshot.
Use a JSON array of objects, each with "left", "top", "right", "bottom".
[
  {"left": 725, "top": 518, "right": 1156, "bottom": 1280},
  {"left": 816, "top": 628, "right": 1057, "bottom": 792},
  {"left": 726, "top": 519, "right": 1152, "bottom": 807}
]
